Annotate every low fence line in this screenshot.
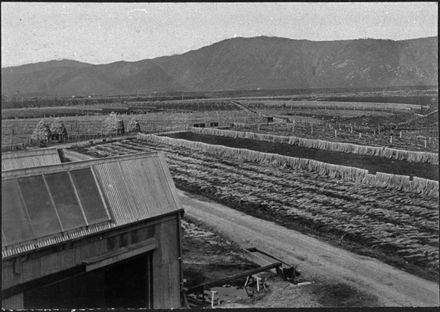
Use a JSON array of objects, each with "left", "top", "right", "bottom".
[
  {"left": 191, "top": 127, "right": 439, "bottom": 165},
  {"left": 1, "top": 132, "right": 137, "bottom": 152},
  {"left": 138, "top": 133, "right": 438, "bottom": 198}
]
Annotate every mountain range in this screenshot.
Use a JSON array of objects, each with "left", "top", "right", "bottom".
[{"left": 1, "top": 36, "right": 438, "bottom": 98}]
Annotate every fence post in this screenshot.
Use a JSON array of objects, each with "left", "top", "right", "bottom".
[
  {"left": 10, "top": 128, "right": 14, "bottom": 147},
  {"left": 400, "top": 131, "right": 402, "bottom": 138},
  {"left": 334, "top": 129, "right": 337, "bottom": 138}
]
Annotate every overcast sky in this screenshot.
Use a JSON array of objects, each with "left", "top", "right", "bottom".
[{"left": 1, "top": 2, "right": 438, "bottom": 67}]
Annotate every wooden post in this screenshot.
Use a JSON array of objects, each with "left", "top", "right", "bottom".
[
  {"left": 10, "top": 128, "right": 14, "bottom": 147},
  {"left": 400, "top": 131, "right": 402, "bottom": 138},
  {"left": 424, "top": 139, "right": 427, "bottom": 149},
  {"left": 390, "top": 135, "right": 393, "bottom": 144},
  {"left": 210, "top": 290, "right": 217, "bottom": 308},
  {"left": 334, "top": 129, "right": 337, "bottom": 138}
]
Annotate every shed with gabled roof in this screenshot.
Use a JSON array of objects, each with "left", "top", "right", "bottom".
[
  {"left": 2, "top": 152, "right": 183, "bottom": 309},
  {"left": 1, "top": 148, "right": 62, "bottom": 171}
]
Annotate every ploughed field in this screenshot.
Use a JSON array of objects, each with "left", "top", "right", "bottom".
[
  {"left": 164, "top": 132, "right": 438, "bottom": 180},
  {"left": 71, "top": 138, "right": 439, "bottom": 281}
]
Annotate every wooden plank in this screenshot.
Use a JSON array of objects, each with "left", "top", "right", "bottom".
[
  {"left": 84, "top": 238, "right": 157, "bottom": 272},
  {"left": 160, "top": 219, "right": 178, "bottom": 264},
  {"left": 168, "top": 260, "right": 181, "bottom": 308},
  {"left": 152, "top": 226, "right": 165, "bottom": 308},
  {"left": 21, "top": 257, "right": 41, "bottom": 284},
  {"left": 155, "top": 219, "right": 177, "bottom": 264},
  {"left": 176, "top": 213, "right": 184, "bottom": 299},
  {"left": 60, "top": 247, "right": 76, "bottom": 269},
  {"left": 40, "top": 251, "right": 60, "bottom": 277},
  {"left": 187, "top": 262, "right": 282, "bottom": 293},
  {"left": 2, "top": 265, "right": 85, "bottom": 299},
  {"left": 151, "top": 218, "right": 181, "bottom": 308},
  {"left": 2, "top": 260, "right": 21, "bottom": 289}
]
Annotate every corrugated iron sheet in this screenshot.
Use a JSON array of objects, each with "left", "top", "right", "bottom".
[
  {"left": 93, "top": 155, "right": 179, "bottom": 224},
  {"left": 2, "top": 148, "right": 61, "bottom": 171},
  {"left": 93, "top": 161, "right": 139, "bottom": 224},
  {"left": 2, "top": 222, "right": 113, "bottom": 258}
]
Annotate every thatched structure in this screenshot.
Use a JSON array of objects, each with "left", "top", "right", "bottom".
[
  {"left": 103, "top": 112, "right": 125, "bottom": 135},
  {"left": 50, "top": 118, "right": 68, "bottom": 142},
  {"left": 30, "top": 119, "right": 51, "bottom": 146},
  {"left": 127, "top": 117, "right": 141, "bottom": 133}
]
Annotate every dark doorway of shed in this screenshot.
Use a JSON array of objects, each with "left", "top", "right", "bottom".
[{"left": 23, "top": 253, "right": 152, "bottom": 308}]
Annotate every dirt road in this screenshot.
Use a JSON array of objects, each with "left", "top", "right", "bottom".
[{"left": 178, "top": 190, "right": 439, "bottom": 307}]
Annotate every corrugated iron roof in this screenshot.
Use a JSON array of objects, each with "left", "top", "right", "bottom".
[
  {"left": 2, "top": 148, "right": 61, "bottom": 171},
  {"left": 2, "top": 152, "right": 181, "bottom": 258}
]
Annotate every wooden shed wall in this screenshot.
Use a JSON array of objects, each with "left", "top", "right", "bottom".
[{"left": 2, "top": 212, "right": 182, "bottom": 309}]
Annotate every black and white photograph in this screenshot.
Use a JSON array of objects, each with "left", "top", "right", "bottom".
[{"left": 1, "top": 2, "right": 438, "bottom": 309}]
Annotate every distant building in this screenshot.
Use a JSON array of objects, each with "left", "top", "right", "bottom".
[
  {"left": 2, "top": 152, "right": 183, "bottom": 309},
  {"left": 2, "top": 148, "right": 62, "bottom": 171}
]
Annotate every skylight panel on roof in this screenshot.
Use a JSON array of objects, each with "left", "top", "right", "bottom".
[
  {"left": 44, "top": 172, "right": 87, "bottom": 230},
  {"left": 17, "top": 175, "right": 62, "bottom": 237},
  {"left": 1, "top": 180, "right": 34, "bottom": 245},
  {"left": 70, "top": 168, "right": 110, "bottom": 224}
]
